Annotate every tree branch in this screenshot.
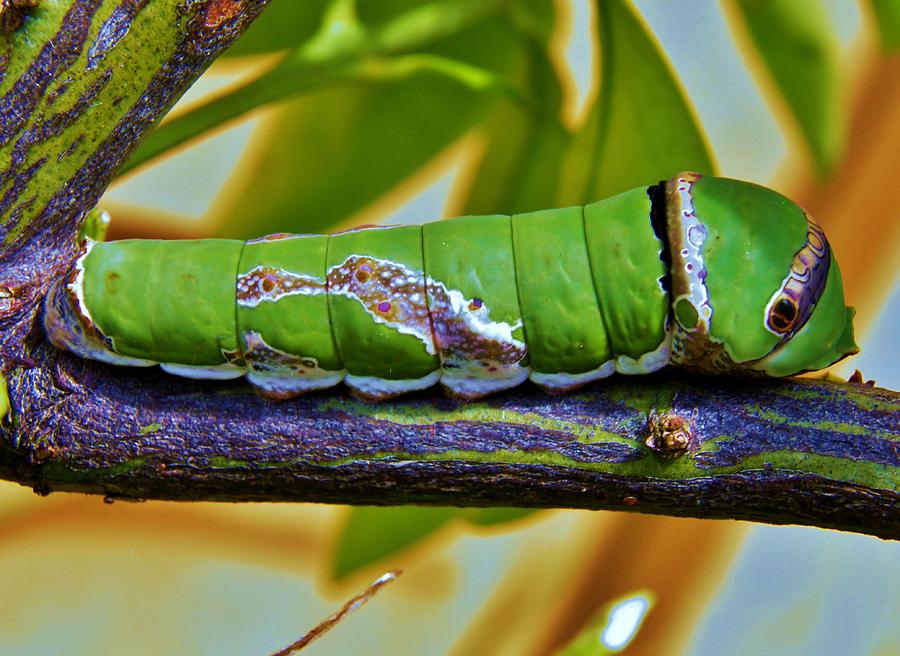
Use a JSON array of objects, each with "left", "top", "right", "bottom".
[
  {"left": 2, "top": 345, "right": 898, "bottom": 539},
  {"left": 0, "top": 0, "right": 272, "bottom": 359},
  {"left": 0, "top": 1, "right": 897, "bottom": 541}
]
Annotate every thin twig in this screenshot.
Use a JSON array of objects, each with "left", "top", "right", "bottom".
[{"left": 270, "top": 570, "right": 402, "bottom": 656}]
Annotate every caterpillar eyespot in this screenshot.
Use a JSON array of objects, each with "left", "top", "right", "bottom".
[
  {"left": 769, "top": 297, "right": 799, "bottom": 333},
  {"left": 44, "top": 173, "right": 859, "bottom": 401}
]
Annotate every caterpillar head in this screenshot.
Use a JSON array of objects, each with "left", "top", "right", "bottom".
[{"left": 664, "top": 172, "right": 858, "bottom": 376}]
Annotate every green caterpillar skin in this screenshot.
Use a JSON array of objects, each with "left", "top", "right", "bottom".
[{"left": 44, "top": 173, "right": 858, "bottom": 401}]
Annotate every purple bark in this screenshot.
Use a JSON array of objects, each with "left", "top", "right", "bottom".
[
  {"left": 0, "top": 0, "right": 897, "bottom": 541},
  {"left": 2, "top": 342, "right": 898, "bottom": 539}
]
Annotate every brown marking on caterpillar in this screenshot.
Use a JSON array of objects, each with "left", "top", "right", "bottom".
[
  {"left": 241, "top": 331, "right": 321, "bottom": 378},
  {"left": 241, "top": 331, "right": 345, "bottom": 400},
  {"left": 332, "top": 224, "right": 387, "bottom": 235},
  {"left": 221, "top": 347, "right": 245, "bottom": 368},
  {"left": 426, "top": 281, "right": 527, "bottom": 370},
  {"left": 327, "top": 255, "right": 434, "bottom": 351},
  {"left": 245, "top": 232, "right": 300, "bottom": 243},
  {"left": 236, "top": 266, "right": 326, "bottom": 307},
  {"left": 325, "top": 255, "right": 528, "bottom": 378}
]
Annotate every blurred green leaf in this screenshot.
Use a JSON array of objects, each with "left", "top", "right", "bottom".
[
  {"left": 356, "top": 53, "right": 527, "bottom": 104},
  {"left": 215, "top": 17, "right": 528, "bottom": 237},
  {"left": 455, "top": 0, "right": 572, "bottom": 215},
  {"left": 563, "top": 0, "right": 715, "bottom": 204},
  {"left": 459, "top": 507, "right": 538, "bottom": 527},
  {"left": 79, "top": 208, "right": 111, "bottom": 242},
  {"left": 362, "top": 0, "right": 501, "bottom": 49},
  {"left": 357, "top": 0, "right": 473, "bottom": 28},
  {"left": 119, "top": 0, "right": 505, "bottom": 178},
  {"left": 556, "top": 590, "right": 655, "bottom": 655},
  {"left": 0, "top": 373, "right": 9, "bottom": 423},
  {"left": 221, "top": 0, "right": 330, "bottom": 59},
  {"left": 731, "top": 0, "right": 844, "bottom": 177},
  {"left": 118, "top": 64, "right": 354, "bottom": 179},
  {"left": 866, "top": 0, "right": 900, "bottom": 51},
  {"left": 222, "top": 0, "right": 507, "bottom": 59},
  {"left": 332, "top": 506, "right": 457, "bottom": 581}
]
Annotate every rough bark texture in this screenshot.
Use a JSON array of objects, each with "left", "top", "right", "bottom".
[
  {"left": 2, "top": 344, "right": 898, "bottom": 539},
  {"left": 0, "top": 0, "right": 897, "bottom": 540}
]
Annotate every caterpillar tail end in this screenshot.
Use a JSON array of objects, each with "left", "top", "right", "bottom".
[{"left": 43, "top": 250, "right": 155, "bottom": 368}]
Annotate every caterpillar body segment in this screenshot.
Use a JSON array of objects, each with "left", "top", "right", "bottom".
[
  {"left": 424, "top": 213, "right": 531, "bottom": 398},
  {"left": 583, "top": 188, "right": 672, "bottom": 373},
  {"left": 326, "top": 224, "right": 439, "bottom": 398},
  {"left": 511, "top": 205, "right": 616, "bottom": 390},
  {"left": 236, "top": 233, "right": 342, "bottom": 397},
  {"left": 44, "top": 173, "right": 859, "bottom": 401}
]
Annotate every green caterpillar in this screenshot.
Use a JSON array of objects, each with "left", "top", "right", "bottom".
[{"left": 44, "top": 173, "right": 858, "bottom": 401}]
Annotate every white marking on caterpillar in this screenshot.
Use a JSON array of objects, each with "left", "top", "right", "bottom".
[
  {"left": 159, "top": 362, "right": 245, "bottom": 380},
  {"left": 241, "top": 331, "right": 345, "bottom": 398},
  {"left": 236, "top": 255, "right": 528, "bottom": 385},
  {"left": 425, "top": 273, "right": 529, "bottom": 398},
  {"left": 673, "top": 173, "right": 712, "bottom": 332},
  {"left": 70, "top": 237, "right": 98, "bottom": 330},
  {"left": 438, "top": 287, "right": 525, "bottom": 350},
  {"left": 344, "top": 371, "right": 442, "bottom": 400},
  {"left": 615, "top": 329, "right": 673, "bottom": 375},
  {"left": 530, "top": 360, "right": 616, "bottom": 393}
]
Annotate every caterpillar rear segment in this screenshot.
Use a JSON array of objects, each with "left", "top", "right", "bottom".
[{"left": 44, "top": 173, "right": 858, "bottom": 401}]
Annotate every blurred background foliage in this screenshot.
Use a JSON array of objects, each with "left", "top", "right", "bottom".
[{"left": 2, "top": 0, "right": 899, "bottom": 654}]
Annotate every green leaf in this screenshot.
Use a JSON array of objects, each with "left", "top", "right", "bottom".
[
  {"left": 224, "top": 0, "right": 500, "bottom": 60},
  {"left": 459, "top": 507, "right": 538, "bottom": 527},
  {"left": 454, "top": 0, "right": 573, "bottom": 215},
  {"left": 214, "top": 17, "right": 526, "bottom": 237},
  {"left": 220, "top": 0, "right": 330, "bottom": 59},
  {"left": 731, "top": 0, "right": 845, "bottom": 176},
  {"left": 118, "top": 0, "right": 509, "bottom": 182},
  {"left": 556, "top": 590, "right": 655, "bottom": 655},
  {"left": 866, "top": 0, "right": 900, "bottom": 51},
  {"left": 356, "top": 53, "right": 527, "bottom": 105},
  {"left": 0, "top": 372, "right": 10, "bottom": 423},
  {"left": 332, "top": 506, "right": 457, "bottom": 581},
  {"left": 563, "top": 0, "right": 715, "bottom": 204},
  {"left": 79, "top": 208, "right": 111, "bottom": 242}
]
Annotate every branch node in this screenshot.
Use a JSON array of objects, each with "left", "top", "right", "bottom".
[
  {"left": 0, "top": 0, "right": 39, "bottom": 33},
  {"left": 645, "top": 410, "right": 699, "bottom": 459}
]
